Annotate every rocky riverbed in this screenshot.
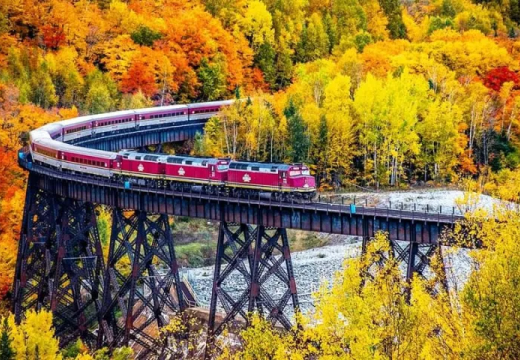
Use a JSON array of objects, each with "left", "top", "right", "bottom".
[{"left": 183, "top": 189, "right": 494, "bottom": 316}]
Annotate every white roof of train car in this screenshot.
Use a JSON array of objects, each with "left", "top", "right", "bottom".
[
  {"left": 58, "top": 110, "right": 136, "bottom": 128},
  {"left": 34, "top": 137, "right": 116, "bottom": 159},
  {"left": 135, "top": 105, "right": 188, "bottom": 115},
  {"left": 187, "top": 100, "right": 233, "bottom": 108}
]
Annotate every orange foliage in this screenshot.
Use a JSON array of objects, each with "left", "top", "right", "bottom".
[{"left": 121, "top": 58, "right": 158, "bottom": 97}]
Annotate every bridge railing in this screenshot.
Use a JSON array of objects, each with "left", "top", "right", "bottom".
[
  {"left": 19, "top": 147, "right": 466, "bottom": 224},
  {"left": 316, "top": 194, "right": 467, "bottom": 217}
]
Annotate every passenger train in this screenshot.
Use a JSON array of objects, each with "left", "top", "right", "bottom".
[{"left": 28, "top": 101, "right": 317, "bottom": 201}]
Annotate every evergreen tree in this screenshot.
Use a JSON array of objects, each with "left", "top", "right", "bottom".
[
  {"left": 323, "top": 13, "right": 338, "bottom": 53},
  {"left": 275, "top": 49, "right": 293, "bottom": 90},
  {"left": 284, "top": 100, "right": 309, "bottom": 163},
  {"left": 130, "top": 26, "right": 162, "bottom": 47},
  {"left": 197, "top": 56, "right": 227, "bottom": 101},
  {"left": 378, "top": 0, "right": 407, "bottom": 39},
  {"left": 254, "top": 42, "right": 277, "bottom": 89},
  {"left": 313, "top": 115, "right": 328, "bottom": 185},
  {"left": 0, "top": 318, "right": 15, "bottom": 360}
]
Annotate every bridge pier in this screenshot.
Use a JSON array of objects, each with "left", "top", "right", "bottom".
[
  {"left": 361, "top": 219, "right": 448, "bottom": 288},
  {"left": 207, "top": 221, "right": 299, "bottom": 338},
  {"left": 13, "top": 179, "right": 105, "bottom": 348},
  {"left": 98, "top": 209, "right": 185, "bottom": 358}
]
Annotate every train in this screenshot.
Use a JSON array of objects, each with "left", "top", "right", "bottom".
[{"left": 28, "top": 101, "right": 317, "bottom": 201}]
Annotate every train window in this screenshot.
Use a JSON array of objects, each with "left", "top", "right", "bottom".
[
  {"left": 135, "top": 156, "right": 141, "bottom": 160},
  {"left": 202, "top": 160, "right": 207, "bottom": 166},
  {"left": 185, "top": 161, "right": 193, "bottom": 165},
  {"left": 167, "top": 157, "right": 183, "bottom": 164},
  {"left": 144, "top": 155, "right": 158, "bottom": 161},
  {"left": 229, "top": 163, "right": 237, "bottom": 169},
  {"left": 251, "top": 166, "right": 260, "bottom": 171}
]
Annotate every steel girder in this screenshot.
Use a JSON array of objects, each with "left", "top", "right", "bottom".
[
  {"left": 207, "top": 222, "right": 299, "bottom": 338},
  {"left": 98, "top": 209, "right": 185, "bottom": 359}
]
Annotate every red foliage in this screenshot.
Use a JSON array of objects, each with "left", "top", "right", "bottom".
[
  {"left": 483, "top": 67, "right": 519, "bottom": 92},
  {"left": 40, "top": 24, "right": 66, "bottom": 50},
  {"left": 120, "top": 59, "right": 158, "bottom": 97}
]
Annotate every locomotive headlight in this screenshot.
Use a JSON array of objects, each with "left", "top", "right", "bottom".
[{"left": 304, "top": 184, "right": 309, "bottom": 188}]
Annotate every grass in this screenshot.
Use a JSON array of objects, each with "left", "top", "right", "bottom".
[{"left": 175, "top": 242, "right": 216, "bottom": 268}]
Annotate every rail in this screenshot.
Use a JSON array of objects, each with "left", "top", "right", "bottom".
[{"left": 18, "top": 149, "right": 465, "bottom": 225}]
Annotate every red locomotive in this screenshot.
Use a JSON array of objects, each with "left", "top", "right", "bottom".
[{"left": 115, "top": 151, "right": 316, "bottom": 201}]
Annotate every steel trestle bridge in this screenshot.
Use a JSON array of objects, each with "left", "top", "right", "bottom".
[{"left": 13, "top": 107, "right": 464, "bottom": 358}]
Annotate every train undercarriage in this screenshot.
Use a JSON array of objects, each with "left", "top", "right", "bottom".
[
  {"left": 116, "top": 175, "right": 316, "bottom": 203},
  {"left": 32, "top": 159, "right": 316, "bottom": 204}
]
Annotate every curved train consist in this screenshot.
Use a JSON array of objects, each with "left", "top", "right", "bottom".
[{"left": 28, "top": 101, "right": 316, "bottom": 201}]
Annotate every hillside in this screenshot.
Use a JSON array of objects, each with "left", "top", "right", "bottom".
[{"left": 2, "top": 0, "right": 520, "bottom": 358}]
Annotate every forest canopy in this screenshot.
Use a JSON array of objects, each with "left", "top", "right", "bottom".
[{"left": 2, "top": 0, "right": 520, "bottom": 357}]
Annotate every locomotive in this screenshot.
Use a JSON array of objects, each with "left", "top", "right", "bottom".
[{"left": 28, "top": 101, "right": 317, "bottom": 201}]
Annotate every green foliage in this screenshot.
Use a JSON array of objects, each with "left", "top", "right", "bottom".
[
  {"left": 0, "top": 318, "right": 15, "bottom": 360},
  {"left": 379, "top": 0, "right": 407, "bottom": 38},
  {"left": 176, "top": 242, "right": 215, "bottom": 267},
  {"left": 198, "top": 56, "right": 228, "bottom": 101},
  {"left": 353, "top": 30, "right": 373, "bottom": 52},
  {"left": 254, "top": 42, "right": 276, "bottom": 87},
  {"left": 130, "top": 26, "right": 162, "bottom": 47},
  {"left": 428, "top": 16, "right": 455, "bottom": 34},
  {"left": 488, "top": 131, "right": 520, "bottom": 171},
  {"left": 440, "top": 0, "right": 457, "bottom": 17},
  {"left": 93, "top": 347, "right": 133, "bottom": 360},
  {"left": 84, "top": 70, "right": 118, "bottom": 114},
  {"left": 285, "top": 99, "right": 309, "bottom": 163}
]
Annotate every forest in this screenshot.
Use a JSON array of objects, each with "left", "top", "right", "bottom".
[{"left": 2, "top": 0, "right": 520, "bottom": 358}]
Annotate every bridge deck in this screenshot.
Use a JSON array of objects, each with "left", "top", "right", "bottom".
[{"left": 22, "top": 157, "right": 464, "bottom": 244}]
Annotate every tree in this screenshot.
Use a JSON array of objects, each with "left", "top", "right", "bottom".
[
  {"left": 120, "top": 58, "right": 158, "bottom": 97},
  {"left": 6, "top": 310, "right": 60, "bottom": 360},
  {"left": 378, "top": 0, "right": 407, "bottom": 38},
  {"left": 295, "top": 13, "right": 329, "bottom": 62},
  {"left": 0, "top": 318, "right": 15, "bottom": 360},
  {"left": 332, "top": 0, "right": 367, "bottom": 40},
  {"left": 483, "top": 66, "right": 519, "bottom": 92},
  {"left": 353, "top": 70, "right": 427, "bottom": 186},
  {"left": 322, "top": 75, "right": 356, "bottom": 185},
  {"left": 197, "top": 56, "right": 228, "bottom": 101},
  {"left": 284, "top": 99, "right": 309, "bottom": 163},
  {"left": 30, "top": 62, "right": 58, "bottom": 109},
  {"left": 84, "top": 70, "right": 118, "bottom": 114},
  {"left": 130, "top": 25, "right": 162, "bottom": 47},
  {"left": 240, "top": 0, "right": 275, "bottom": 50},
  {"left": 253, "top": 42, "right": 276, "bottom": 88}
]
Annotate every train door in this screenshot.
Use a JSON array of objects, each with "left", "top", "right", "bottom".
[
  {"left": 112, "top": 155, "right": 122, "bottom": 175},
  {"left": 210, "top": 165, "right": 216, "bottom": 179},
  {"left": 279, "top": 171, "right": 287, "bottom": 189},
  {"left": 135, "top": 114, "right": 142, "bottom": 128},
  {"left": 58, "top": 151, "right": 64, "bottom": 171}
]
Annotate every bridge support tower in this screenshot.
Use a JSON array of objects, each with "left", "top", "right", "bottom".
[
  {"left": 361, "top": 217, "right": 447, "bottom": 288},
  {"left": 207, "top": 221, "right": 299, "bottom": 338}
]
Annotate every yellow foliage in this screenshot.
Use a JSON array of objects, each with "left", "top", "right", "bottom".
[{"left": 4, "top": 310, "right": 61, "bottom": 360}]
